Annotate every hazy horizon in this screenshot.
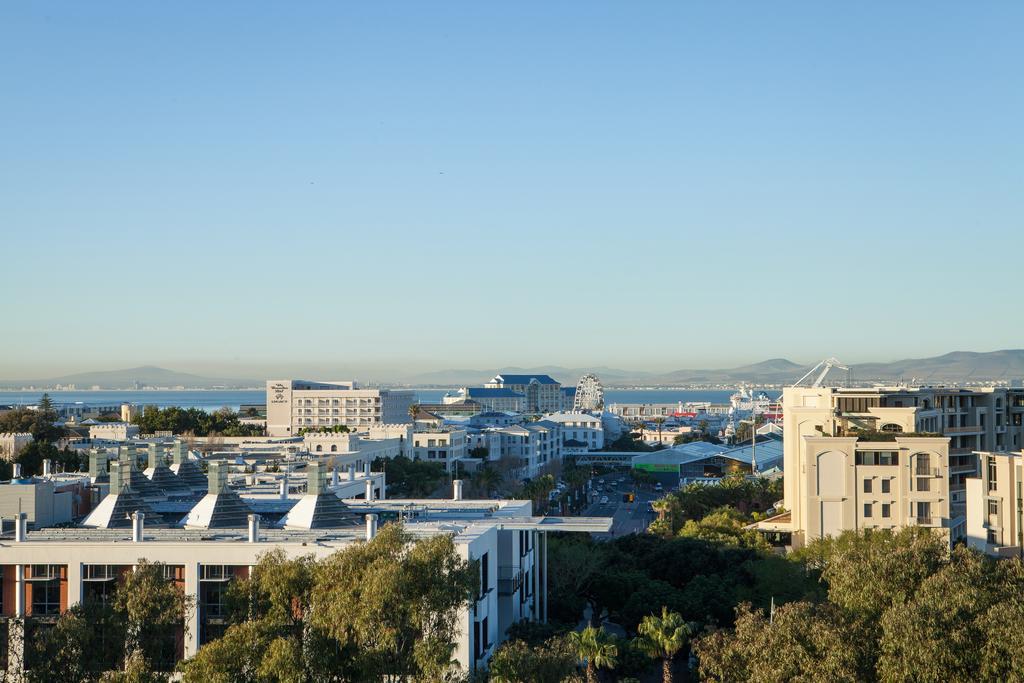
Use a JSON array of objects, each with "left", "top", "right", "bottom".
[
  {"left": 3, "top": 3, "right": 1022, "bottom": 376},
  {"left": 3, "top": 348, "right": 1023, "bottom": 384}
]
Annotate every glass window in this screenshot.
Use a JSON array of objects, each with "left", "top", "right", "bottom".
[
  {"left": 863, "top": 479, "right": 872, "bottom": 493},
  {"left": 988, "top": 499, "right": 999, "bottom": 515},
  {"left": 863, "top": 503, "right": 872, "bottom": 518},
  {"left": 881, "top": 503, "right": 890, "bottom": 518},
  {"left": 881, "top": 479, "right": 891, "bottom": 494}
]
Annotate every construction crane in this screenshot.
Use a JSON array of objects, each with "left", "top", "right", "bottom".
[{"left": 791, "top": 357, "right": 849, "bottom": 388}]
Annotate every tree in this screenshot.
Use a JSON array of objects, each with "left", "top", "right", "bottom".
[
  {"left": 877, "top": 547, "right": 1024, "bottom": 683},
  {"left": 115, "top": 560, "right": 193, "bottom": 676},
  {"left": 568, "top": 626, "right": 618, "bottom": 683},
  {"left": 489, "top": 636, "right": 580, "bottom": 683},
  {"left": 308, "top": 523, "right": 476, "bottom": 681},
  {"left": 677, "top": 507, "right": 770, "bottom": 549},
  {"left": 373, "top": 455, "right": 446, "bottom": 497},
  {"left": 694, "top": 601, "right": 860, "bottom": 683},
  {"left": 634, "top": 608, "right": 692, "bottom": 683}
]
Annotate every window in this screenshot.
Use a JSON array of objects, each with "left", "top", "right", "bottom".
[
  {"left": 987, "top": 528, "right": 998, "bottom": 544},
  {"left": 881, "top": 479, "right": 891, "bottom": 494},
  {"left": 880, "top": 423, "right": 903, "bottom": 433},
  {"left": 988, "top": 457, "right": 998, "bottom": 492},
  {"left": 863, "top": 503, "right": 872, "bottom": 518},
  {"left": 988, "top": 499, "right": 999, "bottom": 515},
  {"left": 881, "top": 504, "right": 890, "bottom": 518},
  {"left": 863, "top": 479, "right": 872, "bottom": 493},
  {"left": 479, "top": 552, "right": 489, "bottom": 599},
  {"left": 29, "top": 565, "right": 62, "bottom": 616}
]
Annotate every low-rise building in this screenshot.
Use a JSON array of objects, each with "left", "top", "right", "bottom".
[
  {"left": 412, "top": 429, "right": 468, "bottom": 471},
  {"left": 88, "top": 422, "right": 140, "bottom": 441},
  {"left": 0, "top": 433, "right": 33, "bottom": 461},
  {"left": 446, "top": 388, "right": 526, "bottom": 413},
  {"left": 0, "top": 467, "right": 611, "bottom": 678}
]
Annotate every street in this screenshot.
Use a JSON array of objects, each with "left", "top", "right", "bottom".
[{"left": 579, "top": 471, "right": 661, "bottom": 538}]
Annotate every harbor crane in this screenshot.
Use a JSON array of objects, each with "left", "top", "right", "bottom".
[{"left": 791, "top": 357, "right": 849, "bottom": 388}]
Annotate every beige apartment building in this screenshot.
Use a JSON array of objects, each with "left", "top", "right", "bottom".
[
  {"left": 0, "top": 433, "right": 33, "bottom": 462},
  {"left": 758, "top": 385, "right": 1024, "bottom": 547},
  {"left": 266, "top": 380, "right": 415, "bottom": 437},
  {"left": 966, "top": 450, "right": 1024, "bottom": 557}
]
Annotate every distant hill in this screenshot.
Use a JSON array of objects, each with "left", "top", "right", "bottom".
[
  {"left": 413, "top": 351, "right": 1024, "bottom": 387},
  {"left": 3, "top": 351, "right": 1021, "bottom": 391},
  {"left": 0, "top": 365, "right": 259, "bottom": 390}
]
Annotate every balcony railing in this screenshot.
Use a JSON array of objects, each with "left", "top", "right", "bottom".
[
  {"left": 908, "top": 516, "right": 940, "bottom": 527},
  {"left": 945, "top": 425, "right": 983, "bottom": 434},
  {"left": 915, "top": 467, "right": 942, "bottom": 477}
]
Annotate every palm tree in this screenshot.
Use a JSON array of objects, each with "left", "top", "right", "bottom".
[
  {"left": 653, "top": 417, "right": 666, "bottom": 445},
  {"left": 408, "top": 403, "right": 420, "bottom": 422},
  {"left": 634, "top": 607, "right": 692, "bottom": 683},
  {"left": 568, "top": 626, "right": 618, "bottom": 683}
]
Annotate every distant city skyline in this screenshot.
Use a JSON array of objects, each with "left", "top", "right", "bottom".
[{"left": 2, "top": 3, "right": 1022, "bottom": 377}]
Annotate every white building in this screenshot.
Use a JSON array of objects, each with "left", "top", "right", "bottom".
[
  {"left": 266, "top": 380, "right": 415, "bottom": 437},
  {"left": 544, "top": 413, "right": 604, "bottom": 450},
  {"left": 965, "top": 450, "right": 1024, "bottom": 557},
  {"left": 88, "top": 422, "right": 140, "bottom": 441},
  {"left": 412, "top": 429, "right": 468, "bottom": 472},
  {"left": 0, "top": 433, "right": 33, "bottom": 461},
  {"left": 446, "top": 388, "right": 526, "bottom": 414},
  {"left": 0, "top": 467, "right": 610, "bottom": 678}
]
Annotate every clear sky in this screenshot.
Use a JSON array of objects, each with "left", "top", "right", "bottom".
[{"left": 1, "top": 2, "right": 1021, "bottom": 380}]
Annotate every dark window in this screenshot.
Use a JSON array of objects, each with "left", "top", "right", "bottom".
[
  {"left": 479, "top": 552, "right": 489, "bottom": 598},
  {"left": 881, "top": 504, "right": 890, "bottom": 518},
  {"left": 863, "top": 479, "right": 872, "bottom": 493},
  {"left": 863, "top": 503, "right": 872, "bottom": 518},
  {"left": 988, "top": 499, "right": 999, "bottom": 515},
  {"left": 881, "top": 479, "right": 891, "bottom": 494}
]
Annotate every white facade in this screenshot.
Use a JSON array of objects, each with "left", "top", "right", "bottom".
[
  {"left": 412, "top": 429, "right": 468, "bottom": 471},
  {"left": 965, "top": 451, "right": 1024, "bottom": 557},
  {"left": 88, "top": 422, "right": 140, "bottom": 441},
  {"left": 0, "top": 433, "right": 33, "bottom": 462},
  {"left": 543, "top": 413, "right": 605, "bottom": 450},
  {"left": 266, "top": 380, "right": 415, "bottom": 437}
]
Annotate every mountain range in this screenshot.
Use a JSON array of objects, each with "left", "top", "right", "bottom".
[{"left": 2, "top": 351, "right": 1022, "bottom": 390}]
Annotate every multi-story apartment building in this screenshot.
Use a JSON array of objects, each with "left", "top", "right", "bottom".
[
  {"left": 266, "top": 380, "right": 415, "bottom": 437},
  {"left": 966, "top": 450, "right": 1024, "bottom": 557},
  {"left": 485, "top": 375, "right": 562, "bottom": 414},
  {"left": 756, "top": 385, "right": 1024, "bottom": 548},
  {"left": 412, "top": 428, "right": 468, "bottom": 472},
  {"left": 469, "top": 421, "right": 563, "bottom": 479},
  {"left": 544, "top": 413, "right": 604, "bottom": 450}
]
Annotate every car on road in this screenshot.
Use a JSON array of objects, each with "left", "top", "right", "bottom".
[
  {"left": 600, "top": 496, "right": 609, "bottom": 504},
  {"left": 654, "top": 483, "right": 663, "bottom": 492}
]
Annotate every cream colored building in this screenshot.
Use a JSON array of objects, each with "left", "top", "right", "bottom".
[
  {"left": 966, "top": 450, "right": 1024, "bottom": 557},
  {"left": 753, "top": 385, "right": 1024, "bottom": 547},
  {"left": 0, "top": 433, "right": 33, "bottom": 462},
  {"left": 266, "top": 380, "right": 415, "bottom": 437},
  {"left": 88, "top": 422, "right": 140, "bottom": 441}
]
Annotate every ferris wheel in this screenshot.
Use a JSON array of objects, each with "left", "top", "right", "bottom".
[{"left": 573, "top": 373, "right": 605, "bottom": 412}]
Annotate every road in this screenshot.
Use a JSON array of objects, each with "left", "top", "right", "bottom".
[{"left": 579, "top": 471, "right": 660, "bottom": 538}]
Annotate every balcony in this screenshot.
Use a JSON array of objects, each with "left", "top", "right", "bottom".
[
  {"left": 908, "top": 516, "right": 941, "bottom": 527},
  {"left": 915, "top": 467, "right": 942, "bottom": 478},
  {"left": 945, "top": 425, "right": 983, "bottom": 434}
]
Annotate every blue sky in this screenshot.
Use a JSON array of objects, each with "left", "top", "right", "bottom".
[{"left": 1, "top": 2, "right": 1021, "bottom": 379}]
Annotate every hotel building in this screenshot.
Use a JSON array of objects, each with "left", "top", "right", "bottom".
[{"left": 266, "top": 380, "right": 415, "bottom": 437}]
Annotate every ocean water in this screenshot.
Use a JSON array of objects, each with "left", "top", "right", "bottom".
[{"left": 0, "top": 388, "right": 740, "bottom": 412}]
